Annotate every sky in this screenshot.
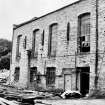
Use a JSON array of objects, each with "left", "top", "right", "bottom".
[{"left": 0, "top": 0, "right": 78, "bottom": 41}]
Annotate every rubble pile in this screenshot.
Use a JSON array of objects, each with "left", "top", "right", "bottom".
[
  {"left": 0, "top": 85, "right": 63, "bottom": 104},
  {"left": 0, "top": 85, "right": 38, "bottom": 105},
  {"left": 0, "top": 84, "right": 84, "bottom": 105},
  {"left": 88, "top": 89, "right": 105, "bottom": 99}
]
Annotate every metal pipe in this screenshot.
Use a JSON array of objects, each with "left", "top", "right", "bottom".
[{"left": 95, "top": 0, "right": 99, "bottom": 89}]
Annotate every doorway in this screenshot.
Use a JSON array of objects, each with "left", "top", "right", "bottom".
[{"left": 80, "top": 67, "right": 90, "bottom": 96}]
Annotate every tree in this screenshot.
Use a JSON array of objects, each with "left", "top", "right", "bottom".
[
  {"left": 0, "top": 56, "right": 10, "bottom": 70},
  {"left": 0, "top": 39, "right": 12, "bottom": 70}
]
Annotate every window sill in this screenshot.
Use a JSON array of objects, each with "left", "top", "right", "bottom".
[{"left": 77, "top": 52, "right": 90, "bottom": 55}]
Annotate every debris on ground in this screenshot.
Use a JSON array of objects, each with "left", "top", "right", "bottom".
[
  {"left": 0, "top": 97, "right": 19, "bottom": 105},
  {"left": 1, "top": 84, "right": 105, "bottom": 105},
  {"left": 0, "top": 85, "right": 63, "bottom": 104},
  {"left": 61, "top": 90, "right": 81, "bottom": 99},
  {"left": 0, "top": 84, "right": 39, "bottom": 105},
  {"left": 0, "top": 70, "right": 9, "bottom": 84},
  {"left": 35, "top": 92, "right": 62, "bottom": 100},
  {"left": 34, "top": 99, "right": 105, "bottom": 105},
  {"left": 88, "top": 89, "right": 105, "bottom": 99}
]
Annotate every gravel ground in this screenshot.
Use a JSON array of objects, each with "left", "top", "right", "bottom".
[{"left": 35, "top": 99, "right": 105, "bottom": 105}]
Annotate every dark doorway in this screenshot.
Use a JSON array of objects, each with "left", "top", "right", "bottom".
[{"left": 80, "top": 67, "right": 90, "bottom": 96}]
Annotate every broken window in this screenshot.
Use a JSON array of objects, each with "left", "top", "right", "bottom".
[
  {"left": 48, "top": 23, "right": 58, "bottom": 57},
  {"left": 78, "top": 13, "right": 90, "bottom": 53},
  {"left": 14, "top": 67, "right": 20, "bottom": 82},
  {"left": 46, "top": 67, "right": 56, "bottom": 86},
  {"left": 30, "top": 67, "right": 37, "bottom": 82},
  {"left": 32, "top": 29, "right": 39, "bottom": 58},
  {"left": 16, "top": 35, "right": 22, "bottom": 59}
]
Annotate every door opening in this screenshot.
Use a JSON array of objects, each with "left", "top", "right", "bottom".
[
  {"left": 77, "top": 67, "right": 90, "bottom": 96},
  {"left": 80, "top": 67, "right": 90, "bottom": 96}
]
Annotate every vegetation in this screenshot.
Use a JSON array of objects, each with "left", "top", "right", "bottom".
[{"left": 0, "top": 39, "right": 12, "bottom": 70}]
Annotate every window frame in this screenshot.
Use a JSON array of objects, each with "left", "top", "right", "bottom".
[
  {"left": 30, "top": 67, "right": 37, "bottom": 83},
  {"left": 16, "top": 35, "right": 22, "bottom": 59},
  {"left": 23, "top": 36, "right": 27, "bottom": 49},
  {"left": 78, "top": 13, "right": 90, "bottom": 53},
  {"left": 46, "top": 67, "right": 56, "bottom": 87},
  {"left": 42, "top": 30, "right": 44, "bottom": 46},
  {"left": 48, "top": 23, "right": 58, "bottom": 57},
  {"left": 14, "top": 67, "right": 20, "bottom": 82},
  {"left": 67, "top": 22, "right": 70, "bottom": 43},
  {"left": 32, "top": 29, "right": 39, "bottom": 58}
]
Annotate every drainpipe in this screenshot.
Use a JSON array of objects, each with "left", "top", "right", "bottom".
[
  {"left": 75, "top": 52, "right": 78, "bottom": 90},
  {"left": 95, "top": 0, "right": 99, "bottom": 89}
]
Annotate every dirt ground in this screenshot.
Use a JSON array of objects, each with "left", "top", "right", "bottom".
[{"left": 35, "top": 99, "right": 105, "bottom": 105}]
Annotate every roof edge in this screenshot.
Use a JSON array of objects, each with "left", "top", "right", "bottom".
[{"left": 13, "top": 0, "right": 82, "bottom": 30}]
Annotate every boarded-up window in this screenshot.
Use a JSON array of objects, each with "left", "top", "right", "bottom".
[
  {"left": 78, "top": 13, "right": 90, "bottom": 52},
  {"left": 30, "top": 67, "right": 37, "bottom": 82},
  {"left": 32, "top": 29, "right": 39, "bottom": 57},
  {"left": 48, "top": 23, "right": 58, "bottom": 57},
  {"left": 14, "top": 67, "right": 20, "bottom": 82},
  {"left": 16, "top": 35, "right": 22, "bottom": 58},
  {"left": 46, "top": 67, "right": 56, "bottom": 86}
]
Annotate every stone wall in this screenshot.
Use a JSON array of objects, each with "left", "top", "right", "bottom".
[{"left": 9, "top": 0, "right": 105, "bottom": 92}]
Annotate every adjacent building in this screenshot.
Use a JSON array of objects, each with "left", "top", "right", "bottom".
[{"left": 9, "top": 0, "right": 105, "bottom": 96}]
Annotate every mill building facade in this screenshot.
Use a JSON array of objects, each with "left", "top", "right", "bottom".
[{"left": 9, "top": 0, "right": 105, "bottom": 96}]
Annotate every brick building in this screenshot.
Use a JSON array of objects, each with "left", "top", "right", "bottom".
[{"left": 9, "top": 0, "right": 105, "bottom": 95}]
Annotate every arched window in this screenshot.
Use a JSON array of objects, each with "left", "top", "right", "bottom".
[
  {"left": 16, "top": 35, "right": 22, "bottom": 59},
  {"left": 48, "top": 23, "right": 58, "bottom": 57},
  {"left": 32, "top": 29, "right": 39, "bottom": 57},
  {"left": 78, "top": 13, "right": 90, "bottom": 52}
]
